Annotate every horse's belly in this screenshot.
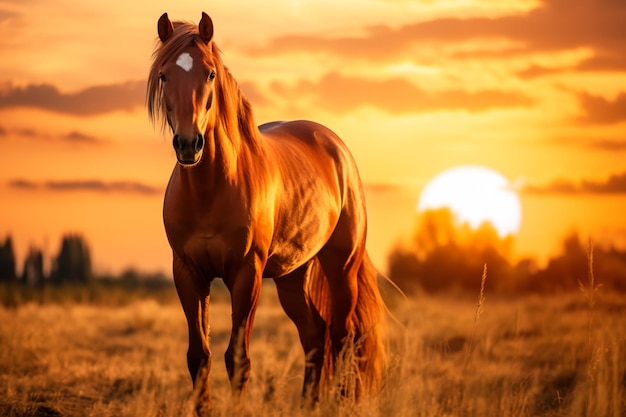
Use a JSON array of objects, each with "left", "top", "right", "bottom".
[
  {"left": 263, "top": 230, "right": 331, "bottom": 278},
  {"left": 263, "top": 251, "right": 309, "bottom": 278}
]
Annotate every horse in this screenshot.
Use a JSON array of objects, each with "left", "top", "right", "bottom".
[{"left": 147, "top": 12, "right": 385, "bottom": 415}]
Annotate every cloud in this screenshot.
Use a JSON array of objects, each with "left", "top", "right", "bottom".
[
  {"left": 0, "top": 10, "right": 19, "bottom": 23},
  {"left": 518, "top": 54, "right": 626, "bottom": 79},
  {"left": 364, "top": 183, "right": 405, "bottom": 194},
  {"left": 524, "top": 171, "right": 626, "bottom": 194},
  {"left": 272, "top": 72, "right": 532, "bottom": 114},
  {"left": 547, "top": 136, "right": 626, "bottom": 152},
  {"left": 587, "top": 139, "right": 626, "bottom": 151},
  {"left": 575, "top": 91, "right": 626, "bottom": 125},
  {"left": 0, "top": 125, "right": 107, "bottom": 144},
  {"left": 250, "top": 0, "right": 625, "bottom": 70},
  {"left": 0, "top": 78, "right": 269, "bottom": 118},
  {"left": 8, "top": 179, "right": 162, "bottom": 195},
  {"left": 516, "top": 65, "right": 561, "bottom": 79},
  {"left": 0, "top": 80, "right": 145, "bottom": 116},
  {"left": 8, "top": 179, "right": 37, "bottom": 190},
  {"left": 62, "top": 131, "right": 103, "bottom": 144}
]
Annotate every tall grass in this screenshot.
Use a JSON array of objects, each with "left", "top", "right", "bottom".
[
  {"left": 0, "top": 278, "right": 624, "bottom": 416},
  {"left": 568, "top": 240, "right": 623, "bottom": 417}
]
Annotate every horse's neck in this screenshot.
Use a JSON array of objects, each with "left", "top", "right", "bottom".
[{"left": 201, "top": 125, "right": 260, "bottom": 187}]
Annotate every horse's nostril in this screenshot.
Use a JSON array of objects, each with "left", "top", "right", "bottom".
[
  {"left": 173, "top": 135, "right": 182, "bottom": 151},
  {"left": 194, "top": 134, "right": 205, "bottom": 152}
]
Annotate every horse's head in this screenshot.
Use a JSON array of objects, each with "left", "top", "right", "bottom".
[{"left": 151, "top": 12, "right": 217, "bottom": 166}]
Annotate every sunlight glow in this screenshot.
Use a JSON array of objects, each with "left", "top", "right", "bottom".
[{"left": 417, "top": 165, "right": 522, "bottom": 237}]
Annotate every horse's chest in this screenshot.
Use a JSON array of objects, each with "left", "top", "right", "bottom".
[{"left": 163, "top": 196, "right": 249, "bottom": 275}]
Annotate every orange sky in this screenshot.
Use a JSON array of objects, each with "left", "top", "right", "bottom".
[{"left": 1, "top": 0, "right": 625, "bottom": 275}]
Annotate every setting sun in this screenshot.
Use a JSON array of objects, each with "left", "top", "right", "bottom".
[{"left": 417, "top": 165, "right": 522, "bottom": 237}]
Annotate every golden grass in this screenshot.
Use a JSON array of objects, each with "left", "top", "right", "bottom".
[{"left": 1, "top": 282, "right": 625, "bottom": 416}]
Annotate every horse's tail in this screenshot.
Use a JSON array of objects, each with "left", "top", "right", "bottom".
[{"left": 308, "top": 252, "right": 386, "bottom": 396}]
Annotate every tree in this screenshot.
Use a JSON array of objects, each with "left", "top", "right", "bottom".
[
  {"left": 388, "top": 208, "right": 514, "bottom": 293},
  {"left": 0, "top": 236, "right": 17, "bottom": 282},
  {"left": 50, "top": 235, "right": 92, "bottom": 284},
  {"left": 22, "top": 247, "right": 45, "bottom": 286}
]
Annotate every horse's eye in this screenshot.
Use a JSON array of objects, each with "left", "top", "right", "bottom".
[
  {"left": 159, "top": 73, "right": 167, "bottom": 83},
  {"left": 208, "top": 71, "right": 216, "bottom": 82}
]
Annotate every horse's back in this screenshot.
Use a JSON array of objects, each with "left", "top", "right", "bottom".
[
  {"left": 260, "top": 120, "right": 363, "bottom": 206},
  {"left": 260, "top": 120, "right": 356, "bottom": 175}
]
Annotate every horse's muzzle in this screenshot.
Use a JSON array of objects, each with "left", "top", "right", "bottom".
[{"left": 173, "top": 134, "right": 204, "bottom": 165}]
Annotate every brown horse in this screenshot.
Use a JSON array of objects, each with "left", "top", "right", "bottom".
[{"left": 147, "top": 12, "right": 385, "bottom": 414}]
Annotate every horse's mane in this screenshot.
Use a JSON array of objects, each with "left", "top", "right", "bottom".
[{"left": 146, "top": 21, "right": 260, "bottom": 152}]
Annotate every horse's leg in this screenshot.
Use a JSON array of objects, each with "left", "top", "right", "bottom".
[
  {"left": 317, "top": 247, "right": 360, "bottom": 355},
  {"left": 223, "top": 260, "right": 263, "bottom": 398},
  {"left": 316, "top": 211, "right": 363, "bottom": 356},
  {"left": 273, "top": 261, "right": 326, "bottom": 404},
  {"left": 173, "top": 255, "right": 212, "bottom": 416}
]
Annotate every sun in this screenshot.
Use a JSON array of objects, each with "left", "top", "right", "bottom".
[{"left": 417, "top": 165, "right": 522, "bottom": 237}]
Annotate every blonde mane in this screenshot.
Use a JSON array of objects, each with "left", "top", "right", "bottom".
[{"left": 146, "top": 21, "right": 260, "bottom": 151}]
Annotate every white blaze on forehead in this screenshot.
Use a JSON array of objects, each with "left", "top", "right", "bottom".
[{"left": 176, "top": 52, "right": 194, "bottom": 72}]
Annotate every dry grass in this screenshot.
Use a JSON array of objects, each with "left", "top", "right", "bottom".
[{"left": 1, "top": 281, "right": 625, "bottom": 417}]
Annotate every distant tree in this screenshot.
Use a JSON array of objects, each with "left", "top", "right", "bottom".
[
  {"left": 0, "top": 236, "right": 17, "bottom": 282},
  {"left": 50, "top": 235, "right": 92, "bottom": 284},
  {"left": 388, "top": 208, "right": 514, "bottom": 293},
  {"left": 525, "top": 233, "right": 626, "bottom": 293},
  {"left": 22, "top": 247, "right": 45, "bottom": 286},
  {"left": 528, "top": 233, "right": 587, "bottom": 293},
  {"left": 593, "top": 244, "right": 626, "bottom": 292},
  {"left": 388, "top": 246, "right": 422, "bottom": 294}
]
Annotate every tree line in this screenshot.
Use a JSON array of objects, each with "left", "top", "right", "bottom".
[
  {"left": 4, "top": 216, "right": 625, "bottom": 295},
  {"left": 388, "top": 208, "right": 626, "bottom": 294},
  {"left": 0, "top": 234, "right": 92, "bottom": 285}
]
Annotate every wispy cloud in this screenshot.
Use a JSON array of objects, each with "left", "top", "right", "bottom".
[
  {"left": 524, "top": 171, "right": 626, "bottom": 194},
  {"left": 250, "top": 0, "right": 625, "bottom": 68},
  {"left": 0, "top": 9, "right": 19, "bottom": 24},
  {"left": 517, "top": 54, "right": 626, "bottom": 79},
  {"left": 8, "top": 179, "right": 162, "bottom": 195},
  {"left": 272, "top": 72, "right": 532, "bottom": 114},
  {"left": 547, "top": 136, "right": 626, "bottom": 152},
  {"left": 575, "top": 91, "right": 626, "bottom": 125},
  {"left": 0, "top": 125, "right": 107, "bottom": 144},
  {"left": 364, "top": 182, "right": 406, "bottom": 194},
  {"left": 62, "top": 131, "right": 103, "bottom": 144},
  {"left": 0, "top": 80, "right": 145, "bottom": 116}
]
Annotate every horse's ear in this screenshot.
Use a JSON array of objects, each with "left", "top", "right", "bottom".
[
  {"left": 158, "top": 13, "right": 174, "bottom": 43},
  {"left": 199, "top": 12, "right": 214, "bottom": 44}
]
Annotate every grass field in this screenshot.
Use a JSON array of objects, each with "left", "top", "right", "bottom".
[{"left": 1, "top": 281, "right": 625, "bottom": 417}]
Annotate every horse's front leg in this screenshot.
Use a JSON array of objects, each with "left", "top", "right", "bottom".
[
  {"left": 173, "top": 255, "right": 212, "bottom": 416},
  {"left": 223, "top": 259, "right": 263, "bottom": 398}
]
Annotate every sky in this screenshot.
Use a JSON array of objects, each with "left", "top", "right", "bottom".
[{"left": 1, "top": 0, "right": 625, "bottom": 275}]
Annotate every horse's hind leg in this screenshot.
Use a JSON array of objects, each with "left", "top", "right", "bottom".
[
  {"left": 317, "top": 247, "right": 360, "bottom": 353},
  {"left": 274, "top": 261, "right": 326, "bottom": 403}
]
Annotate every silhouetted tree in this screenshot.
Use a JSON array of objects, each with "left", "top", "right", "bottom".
[
  {"left": 50, "top": 235, "right": 92, "bottom": 284},
  {"left": 526, "top": 233, "right": 587, "bottom": 293},
  {"left": 388, "top": 208, "right": 514, "bottom": 293},
  {"left": 0, "top": 236, "right": 17, "bottom": 282},
  {"left": 388, "top": 246, "right": 422, "bottom": 294},
  {"left": 593, "top": 245, "right": 626, "bottom": 292},
  {"left": 22, "top": 247, "right": 45, "bottom": 286},
  {"left": 524, "top": 233, "right": 626, "bottom": 293}
]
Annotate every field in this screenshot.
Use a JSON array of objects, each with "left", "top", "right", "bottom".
[{"left": 1, "top": 281, "right": 625, "bottom": 417}]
